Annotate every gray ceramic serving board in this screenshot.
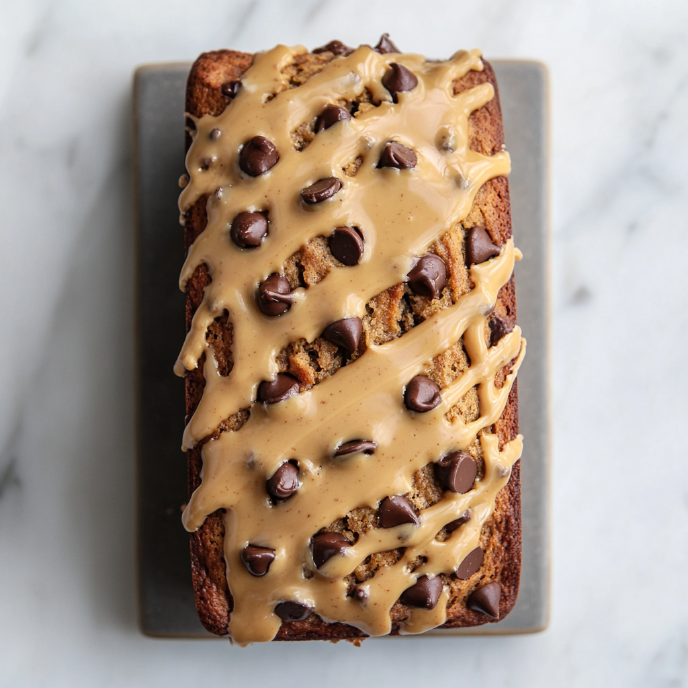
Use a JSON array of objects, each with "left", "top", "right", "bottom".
[{"left": 134, "top": 60, "right": 550, "bottom": 638}]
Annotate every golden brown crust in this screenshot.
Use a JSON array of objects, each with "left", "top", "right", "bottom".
[{"left": 182, "top": 49, "right": 520, "bottom": 639}]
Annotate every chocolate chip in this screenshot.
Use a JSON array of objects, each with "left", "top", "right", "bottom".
[
  {"left": 301, "top": 177, "right": 343, "bottom": 203},
  {"left": 311, "top": 532, "right": 351, "bottom": 568},
  {"left": 334, "top": 440, "right": 377, "bottom": 457},
  {"left": 239, "top": 136, "right": 279, "bottom": 177},
  {"left": 445, "top": 509, "right": 472, "bottom": 533},
  {"left": 329, "top": 226, "right": 364, "bottom": 266},
  {"left": 257, "top": 374, "right": 299, "bottom": 404},
  {"left": 313, "top": 40, "right": 352, "bottom": 56},
  {"left": 266, "top": 461, "right": 300, "bottom": 500},
  {"left": 322, "top": 317, "right": 363, "bottom": 353},
  {"left": 221, "top": 80, "right": 241, "bottom": 98},
  {"left": 275, "top": 601, "right": 313, "bottom": 621},
  {"left": 407, "top": 254, "right": 447, "bottom": 299},
  {"left": 466, "top": 226, "right": 500, "bottom": 265},
  {"left": 489, "top": 313, "right": 513, "bottom": 347},
  {"left": 379, "top": 496, "right": 420, "bottom": 528},
  {"left": 257, "top": 274, "right": 293, "bottom": 316},
  {"left": 230, "top": 211, "right": 268, "bottom": 248},
  {"left": 382, "top": 63, "right": 418, "bottom": 103},
  {"left": 209, "top": 128, "right": 222, "bottom": 140},
  {"left": 374, "top": 33, "right": 400, "bottom": 54},
  {"left": 466, "top": 581, "right": 501, "bottom": 619},
  {"left": 378, "top": 142, "right": 417, "bottom": 169},
  {"left": 399, "top": 575, "right": 443, "bottom": 609},
  {"left": 315, "top": 105, "right": 352, "bottom": 133},
  {"left": 435, "top": 451, "right": 477, "bottom": 493},
  {"left": 455, "top": 547, "right": 484, "bottom": 580},
  {"left": 241, "top": 545, "right": 276, "bottom": 577},
  {"left": 404, "top": 375, "right": 441, "bottom": 412},
  {"left": 200, "top": 157, "right": 213, "bottom": 170}
]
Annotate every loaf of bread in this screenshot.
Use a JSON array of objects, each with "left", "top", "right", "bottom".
[{"left": 177, "top": 35, "right": 525, "bottom": 644}]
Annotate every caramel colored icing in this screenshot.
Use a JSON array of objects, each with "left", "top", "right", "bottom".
[{"left": 177, "top": 44, "right": 525, "bottom": 644}]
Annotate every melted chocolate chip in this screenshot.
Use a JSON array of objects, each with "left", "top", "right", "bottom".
[
  {"left": 378, "top": 142, "right": 417, "bottom": 169},
  {"left": 489, "top": 313, "right": 513, "bottom": 347},
  {"left": 301, "top": 177, "right": 343, "bottom": 203},
  {"left": 239, "top": 136, "right": 279, "bottom": 177},
  {"left": 382, "top": 63, "right": 418, "bottom": 103},
  {"left": 200, "top": 157, "right": 213, "bottom": 170},
  {"left": 404, "top": 375, "right": 441, "bottom": 412},
  {"left": 275, "top": 601, "right": 313, "bottom": 621},
  {"left": 466, "top": 581, "right": 501, "bottom": 619},
  {"left": 379, "top": 496, "right": 420, "bottom": 528},
  {"left": 329, "top": 226, "right": 364, "bottom": 266},
  {"left": 399, "top": 575, "right": 443, "bottom": 609},
  {"left": 455, "top": 547, "right": 484, "bottom": 580},
  {"left": 230, "top": 211, "right": 268, "bottom": 248},
  {"left": 209, "top": 128, "right": 222, "bottom": 140},
  {"left": 313, "top": 40, "right": 352, "bottom": 56},
  {"left": 466, "top": 226, "right": 500, "bottom": 265},
  {"left": 221, "top": 80, "right": 241, "bottom": 98},
  {"left": 241, "top": 545, "right": 276, "bottom": 577},
  {"left": 334, "top": 440, "right": 377, "bottom": 457},
  {"left": 322, "top": 317, "right": 363, "bottom": 353},
  {"left": 315, "top": 105, "right": 352, "bottom": 133},
  {"left": 407, "top": 254, "right": 447, "bottom": 299},
  {"left": 311, "top": 532, "right": 351, "bottom": 568},
  {"left": 374, "top": 33, "right": 400, "bottom": 54},
  {"left": 266, "top": 461, "right": 300, "bottom": 500},
  {"left": 257, "top": 374, "right": 299, "bottom": 404},
  {"left": 257, "top": 274, "right": 293, "bottom": 316},
  {"left": 445, "top": 509, "right": 472, "bottom": 533},
  {"left": 435, "top": 451, "right": 477, "bottom": 494}
]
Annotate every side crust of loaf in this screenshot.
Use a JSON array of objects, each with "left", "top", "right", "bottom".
[{"left": 182, "top": 48, "right": 521, "bottom": 640}]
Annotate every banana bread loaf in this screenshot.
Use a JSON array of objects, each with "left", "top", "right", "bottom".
[{"left": 177, "top": 35, "right": 525, "bottom": 644}]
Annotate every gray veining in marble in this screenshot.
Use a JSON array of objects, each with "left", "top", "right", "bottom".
[{"left": 1, "top": 1, "right": 687, "bottom": 686}]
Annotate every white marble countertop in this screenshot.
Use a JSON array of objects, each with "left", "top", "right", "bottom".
[{"left": 1, "top": 1, "right": 687, "bottom": 685}]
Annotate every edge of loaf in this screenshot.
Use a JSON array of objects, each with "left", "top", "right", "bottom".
[{"left": 179, "top": 38, "right": 523, "bottom": 642}]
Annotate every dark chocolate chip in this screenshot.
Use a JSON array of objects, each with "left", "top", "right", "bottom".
[
  {"left": 266, "top": 461, "right": 300, "bottom": 500},
  {"left": 257, "top": 374, "right": 299, "bottom": 404},
  {"left": 489, "top": 313, "right": 513, "bottom": 347},
  {"left": 378, "top": 142, "right": 417, "bottom": 169},
  {"left": 466, "top": 226, "right": 500, "bottom": 265},
  {"left": 399, "top": 575, "right": 443, "bottom": 609},
  {"left": 230, "top": 211, "right": 268, "bottom": 248},
  {"left": 379, "top": 496, "right": 420, "bottom": 528},
  {"left": 221, "top": 80, "right": 241, "bottom": 98},
  {"left": 445, "top": 509, "right": 472, "bottom": 533},
  {"left": 455, "top": 547, "right": 484, "bottom": 580},
  {"left": 239, "top": 136, "right": 279, "bottom": 177},
  {"left": 466, "top": 581, "right": 501, "bottom": 619},
  {"left": 313, "top": 40, "right": 353, "bottom": 56},
  {"left": 200, "top": 157, "right": 213, "bottom": 170},
  {"left": 435, "top": 451, "right": 477, "bottom": 493},
  {"left": 404, "top": 375, "right": 441, "bottom": 412},
  {"left": 311, "top": 532, "right": 351, "bottom": 568},
  {"left": 322, "top": 317, "right": 363, "bottom": 353},
  {"left": 315, "top": 105, "right": 352, "bottom": 133},
  {"left": 301, "top": 177, "right": 343, "bottom": 204},
  {"left": 241, "top": 545, "right": 276, "bottom": 577},
  {"left": 209, "top": 128, "right": 222, "bottom": 140},
  {"left": 275, "top": 601, "right": 313, "bottom": 621},
  {"left": 329, "top": 226, "right": 364, "bottom": 266},
  {"left": 407, "top": 254, "right": 447, "bottom": 299},
  {"left": 257, "top": 274, "right": 293, "bottom": 316},
  {"left": 382, "top": 63, "right": 418, "bottom": 103},
  {"left": 334, "top": 439, "right": 377, "bottom": 457},
  {"left": 374, "top": 33, "right": 400, "bottom": 54}
]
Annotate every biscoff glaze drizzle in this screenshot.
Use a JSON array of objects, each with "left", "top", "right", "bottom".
[{"left": 178, "top": 44, "right": 525, "bottom": 644}]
